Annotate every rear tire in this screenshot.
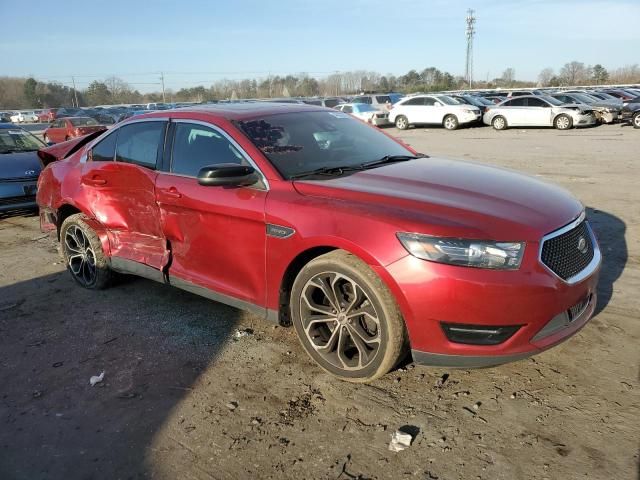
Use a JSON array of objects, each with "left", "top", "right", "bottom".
[
  {"left": 395, "top": 115, "right": 409, "bottom": 130},
  {"left": 554, "top": 114, "right": 572, "bottom": 130},
  {"left": 443, "top": 114, "right": 459, "bottom": 130},
  {"left": 60, "top": 214, "right": 112, "bottom": 290},
  {"left": 290, "top": 250, "right": 408, "bottom": 383},
  {"left": 633, "top": 112, "right": 640, "bottom": 129},
  {"left": 492, "top": 116, "right": 507, "bottom": 130}
]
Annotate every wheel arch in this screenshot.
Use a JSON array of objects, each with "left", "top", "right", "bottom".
[{"left": 56, "top": 203, "right": 111, "bottom": 256}]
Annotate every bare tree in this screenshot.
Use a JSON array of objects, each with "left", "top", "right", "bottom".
[
  {"left": 537, "top": 68, "right": 554, "bottom": 87},
  {"left": 559, "top": 61, "right": 592, "bottom": 85}
]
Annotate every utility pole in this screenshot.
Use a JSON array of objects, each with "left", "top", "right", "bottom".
[
  {"left": 71, "top": 76, "right": 79, "bottom": 107},
  {"left": 465, "top": 9, "right": 476, "bottom": 89},
  {"left": 160, "top": 72, "right": 166, "bottom": 102}
]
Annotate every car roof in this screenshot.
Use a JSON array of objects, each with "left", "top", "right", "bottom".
[{"left": 140, "top": 102, "right": 327, "bottom": 121}]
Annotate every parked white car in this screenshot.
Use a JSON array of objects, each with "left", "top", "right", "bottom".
[
  {"left": 483, "top": 95, "right": 597, "bottom": 130},
  {"left": 10, "top": 111, "right": 39, "bottom": 123},
  {"left": 388, "top": 95, "right": 481, "bottom": 130},
  {"left": 335, "top": 103, "right": 390, "bottom": 126}
]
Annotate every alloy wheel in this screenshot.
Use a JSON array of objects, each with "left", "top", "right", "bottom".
[
  {"left": 444, "top": 116, "right": 458, "bottom": 130},
  {"left": 493, "top": 117, "right": 505, "bottom": 130},
  {"left": 299, "top": 272, "right": 381, "bottom": 371},
  {"left": 633, "top": 114, "right": 640, "bottom": 128},
  {"left": 64, "top": 225, "right": 97, "bottom": 287},
  {"left": 396, "top": 116, "right": 408, "bottom": 129}
]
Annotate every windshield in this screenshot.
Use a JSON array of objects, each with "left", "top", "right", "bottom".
[
  {"left": 436, "top": 95, "right": 459, "bottom": 105},
  {"left": 570, "top": 93, "right": 597, "bottom": 104},
  {"left": 237, "top": 111, "right": 413, "bottom": 179},
  {"left": 541, "top": 95, "right": 564, "bottom": 106},
  {"left": 0, "top": 128, "right": 45, "bottom": 153},
  {"left": 70, "top": 117, "right": 99, "bottom": 126}
]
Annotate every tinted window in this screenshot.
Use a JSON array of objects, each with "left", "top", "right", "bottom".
[
  {"left": 402, "top": 97, "right": 425, "bottom": 106},
  {"left": 352, "top": 96, "right": 372, "bottom": 104},
  {"left": 171, "top": 123, "right": 246, "bottom": 176},
  {"left": 92, "top": 131, "right": 117, "bottom": 162},
  {"left": 324, "top": 98, "right": 340, "bottom": 108},
  {"left": 342, "top": 105, "right": 353, "bottom": 113},
  {"left": 526, "top": 97, "right": 547, "bottom": 107},
  {"left": 508, "top": 98, "right": 527, "bottom": 107},
  {"left": 376, "top": 95, "right": 391, "bottom": 103},
  {"left": 423, "top": 97, "right": 437, "bottom": 106},
  {"left": 115, "top": 121, "right": 165, "bottom": 169}
]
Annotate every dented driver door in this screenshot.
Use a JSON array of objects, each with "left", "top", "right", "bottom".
[{"left": 80, "top": 120, "right": 169, "bottom": 270}]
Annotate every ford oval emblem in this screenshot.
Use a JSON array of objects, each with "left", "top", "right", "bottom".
[{"left": 577, "top": 236, "right": 588, "bottom": 254}]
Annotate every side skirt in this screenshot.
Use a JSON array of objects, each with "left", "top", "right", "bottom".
[{"left": 109, "top": 257, "right": 278, "bottom": 323}]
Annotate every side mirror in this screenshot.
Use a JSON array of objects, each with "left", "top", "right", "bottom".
[{"left": 197, "top": 163, "right": 260, "bottom": 187}]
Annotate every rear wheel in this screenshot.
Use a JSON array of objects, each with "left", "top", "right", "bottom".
[
  {"left": 492, "top": 116, "right": 507, "bottom": 130},
  {"left": 395, "top": 115, "right": 409, "bottom": 130},
  {"left": 443, "top": 114, "right": 459, "bottom": 130},
  {"left": 633, "top": 112, "right": 640, "bottom": 129},
  {"left": 554, "top": 114, "right": 572, "bottom": 130},
  {"left": 60, "top": 214, "right": 112, "bottom": 290},
  {"left": 290, "top": 251, "right": 408, "bottom": 383}
]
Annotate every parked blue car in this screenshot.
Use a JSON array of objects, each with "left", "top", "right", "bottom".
[{"left": 0, "top": 123, "right": 45, "bottom": 212}]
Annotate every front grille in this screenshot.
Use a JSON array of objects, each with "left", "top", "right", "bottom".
[
  {"left": 541, "top": 220, "right": 594, "bottom": 280},
  {"left": 0, "top": 195, "right": 36, "bottom": 206}
]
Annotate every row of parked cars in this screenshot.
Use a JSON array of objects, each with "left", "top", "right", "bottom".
[{"left": 319, "top": 87, "right": 640, "bottom": 131}]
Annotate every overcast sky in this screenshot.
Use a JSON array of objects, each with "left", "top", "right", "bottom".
[{"left": 2, "top": 0, "right": 638, "bottom": 91}]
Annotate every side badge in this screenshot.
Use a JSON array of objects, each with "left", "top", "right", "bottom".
[{"left": 266, "top": 224, "right": 295, "bottom": 239}]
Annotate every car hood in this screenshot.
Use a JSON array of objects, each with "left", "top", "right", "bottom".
[
  {"left": 293, "top": 158, "right": 583, "bottom": 241},
  {"left": 0, "top": 151, "right": 42, "bottom": 179}
]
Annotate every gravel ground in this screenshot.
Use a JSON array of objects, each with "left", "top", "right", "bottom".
[{"left": 0, "top": 123, "right": 638, "bottom": 480}]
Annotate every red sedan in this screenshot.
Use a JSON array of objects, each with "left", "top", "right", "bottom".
[
  {"left": 43, "top": 117, "right": 106, "bottom": 144},
  {"left": 35, "top": 105, "right": 601, "bottom": 382}
]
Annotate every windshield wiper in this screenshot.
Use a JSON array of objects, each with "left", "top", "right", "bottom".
[
  {"left": 361, "top": 153, "right": 428, "bottom": 169},
  {"left": 289, "top": 164, "right": 365, "bottom": 180}
]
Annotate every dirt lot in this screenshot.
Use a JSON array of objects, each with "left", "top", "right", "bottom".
[{"left": 1, "top": 123, "right": 638, "bottom": 480}]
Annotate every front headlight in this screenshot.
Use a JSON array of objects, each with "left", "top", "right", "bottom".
[
  {"left": 462, "top": 109, "right": 475, "bottom": 114},
  {"left": 396, "top": 233, "right": 525, "bottom": 270}
]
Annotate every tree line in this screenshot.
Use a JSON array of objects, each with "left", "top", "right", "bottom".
[{"left": 1, "top": 62, "right": 638, "bottom": 108}]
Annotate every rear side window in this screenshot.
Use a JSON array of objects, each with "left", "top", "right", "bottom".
[
  {"left": 507, "top": 98, "right": 527, "bottom": 107},
  {"left": 376, "top": 95, "right": 391, "bottom": 103},
  {"left": 171, "top": 123, "right": 246, "bottom": 177},
  {"left": 402, "top": 97, "right": 425, "bottom": 106},
  {"left": 324, "top": 98, "right": 340, "bottom": 108},
  {"left": 526, "top": 97, "right": 547, "bottom": 107},
  {"left": 115, "top": 121, "right": 166, "bottom": 169},
  {"left": 92, "top": 131, "right": 118, "bottom": 162}
]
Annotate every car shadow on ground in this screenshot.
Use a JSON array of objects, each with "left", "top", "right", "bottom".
[
  {"left": 585, "top": 206, "right": 627, "bottom": 314},
  {"left": 0, "top": 271, "right": 242, "bottom": 479}
]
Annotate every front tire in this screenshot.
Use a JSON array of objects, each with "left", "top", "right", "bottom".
[
  {"left": 554, "top": 114, "right": 572, "bottom": 130},
  {"left": 492, "top": 115, "right": 508, "bottom": 130},
  {"left": 60, "top": 214, "right": 112, "bottom": 290},
  {"left": 633, "top": 112, "right": 640, "bottom": 129},
  {"left": 290, "top": 251, "right": 408, "bottom": 383},
  {"left": 395, "top": 115, "right": 409, "bottom": 130},
  {"left": 443, "top": 114, "right": 459, "bottom": 130}
]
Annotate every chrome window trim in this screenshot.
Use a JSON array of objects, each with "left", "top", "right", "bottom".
[
  {"left": 80, "top": 117, "right": 169, "bottom": 164},
  {"left": 169, "top": 118, "right": 269, "bottom": 191},
  {"left": 538, "top": 211, "right": 602, "bottom": 285}
]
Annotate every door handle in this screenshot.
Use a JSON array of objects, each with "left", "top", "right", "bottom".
[{"left": 163, "top": 187, "right": 182, "bottom": 199}]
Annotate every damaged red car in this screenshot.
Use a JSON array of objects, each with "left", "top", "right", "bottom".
[{"left": 36, "top": 104, "right": 601, "bottom": 382}]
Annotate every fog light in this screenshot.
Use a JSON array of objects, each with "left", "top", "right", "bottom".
[{"left": 441, "top": 323, "right": 521, "bottom": 345}]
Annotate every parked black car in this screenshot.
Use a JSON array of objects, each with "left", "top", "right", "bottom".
[{"left": 621, "top": 102, "right": 640, "bottom": 128}]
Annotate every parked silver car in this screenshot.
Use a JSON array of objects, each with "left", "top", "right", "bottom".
[
  {"left": 483, "top": 95, "right": 597, "bottom": 130},
  {"left": 548, "top": 92, "right": 620, "bottom": 124}
]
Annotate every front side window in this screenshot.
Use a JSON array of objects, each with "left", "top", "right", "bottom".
[
  {"left": 171, "top": 123, "right": 246, "bottom": 177},
  {"left": 115, "top": 121, "right": 166, "bottom": 169},
  {"left": 527, "top": 98, "right": 547, "bottom": 107},
  {"left": 70, "top": 117, "right": 99, "bottom": 127},
  {"left": 376, "top": 95, "right": 391, "bottom": 104},
  {"left": 402, "top": 97, "right": 425, "bottom": 106},
  {"left": 237, "top": 111, "right": 413, "bottom": 179},
  {"left": 507, "top": 98, "right": 527, "bottom": 107},
  {"left": 91, "top": 131, "right": 118, "bottom": 162},
  {"left": 422, "top": 97, "right": 437, "bottom": 106}
]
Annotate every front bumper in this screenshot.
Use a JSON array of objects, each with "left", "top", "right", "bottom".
[
  {"left": 573, "top": 113, "right": 597, "bottom": 126},
  {"left": 383, "top": 229, "right": 601, "bottom": 368},
  {"left": 0, "top": 180, "right": 38, "bottom": 212}
]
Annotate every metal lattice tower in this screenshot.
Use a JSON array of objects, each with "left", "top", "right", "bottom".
[{"left": 465, "top": 9, "right": 476, "bottom": 88}]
